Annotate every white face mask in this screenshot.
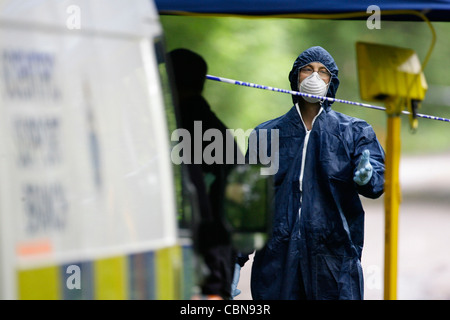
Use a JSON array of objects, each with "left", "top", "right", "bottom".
[{"left": 299, "top": 72, "right": 329, "bottom": 103}]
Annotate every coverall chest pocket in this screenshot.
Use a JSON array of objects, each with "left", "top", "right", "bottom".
[{"left": 319, "top": 133, "right": 352, "bottom": 181}]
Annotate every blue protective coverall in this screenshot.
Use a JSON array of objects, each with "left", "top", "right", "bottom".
[{"left": 243, "top": 46, "right": 385, "bottom": 300}]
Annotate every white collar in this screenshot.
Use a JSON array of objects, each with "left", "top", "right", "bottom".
[{"left": 295, "top": 103, "right": 323, "bottom": 132}]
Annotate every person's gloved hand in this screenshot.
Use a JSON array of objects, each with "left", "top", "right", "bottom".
[
  {"left": 231, "top": 263, "right": 241, "bottom": 299},
  {"left": 353, "top": 149, "right": 373, "bottom": 186}
]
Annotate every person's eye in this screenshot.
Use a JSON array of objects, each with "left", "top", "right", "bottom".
[
  {"left": 319, "top": 70, "right": 330, "bottom": 76},
  {"left": 302, "top": 67, "right": 313, "bottom": 73}
]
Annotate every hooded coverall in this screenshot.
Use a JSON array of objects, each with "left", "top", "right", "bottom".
[{"left": 242, "top": 46, "right": 385, "bottom": 300}]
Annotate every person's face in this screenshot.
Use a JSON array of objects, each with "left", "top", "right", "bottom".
[{"left": 298, "top": 62, "right": 331, "bottom": 85}]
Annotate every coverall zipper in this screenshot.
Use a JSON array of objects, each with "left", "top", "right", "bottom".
[{"left": 295, "top": 104, "right": 323, "bottom": 227}]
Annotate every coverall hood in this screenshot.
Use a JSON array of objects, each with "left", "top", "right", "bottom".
[{"left": 288, "top": 46, "right": 340, "bottom": 111}]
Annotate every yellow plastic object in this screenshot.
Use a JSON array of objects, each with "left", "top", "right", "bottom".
[
  {"left": 355, "top": 42, "right": 430, "bottom": 300},
  {"left": 356, "top": 42, "right": 428, "bottom": 104}
]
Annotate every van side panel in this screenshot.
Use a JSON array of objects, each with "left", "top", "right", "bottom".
[{"left": 0, "top": 0, "right": 183, "bottom": 299}]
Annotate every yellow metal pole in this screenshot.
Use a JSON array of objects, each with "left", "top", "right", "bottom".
[{"left": 383, "top": 100, "right": 402, "bottom": 300}]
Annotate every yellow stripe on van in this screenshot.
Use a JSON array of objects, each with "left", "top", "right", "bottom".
[
  {"left": 94, "top": 256, "right": 128, "bottom": 300},
  {"left": 155, "top": 245, "right": 182, "bottom": 300},
  {"left": 18, "top": 265, "right": 60, "bottom": 300}
]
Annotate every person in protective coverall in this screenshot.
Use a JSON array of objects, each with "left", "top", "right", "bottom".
[{"left": 232, "top": 46, "right": 385, "bottom": 300}]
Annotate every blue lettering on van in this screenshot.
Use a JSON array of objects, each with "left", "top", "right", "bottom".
[{"left": 2, "top": 49, "right": 60, "bottom": 101}]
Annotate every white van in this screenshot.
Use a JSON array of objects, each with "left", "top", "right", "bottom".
[{"left": 0, "top": 0, "right": 190, "bottom": 299}]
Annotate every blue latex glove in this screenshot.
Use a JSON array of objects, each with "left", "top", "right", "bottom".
[
  {"left": 353, "top": 149, "right": 373, "bottom": 186},
  {"left": 231, "top": 263, "right": 241, "bottom": 299}
]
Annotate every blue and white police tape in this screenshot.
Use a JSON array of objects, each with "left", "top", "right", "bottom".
[{"left": 206, "top": 75, "right": 450, "bottom": 123}]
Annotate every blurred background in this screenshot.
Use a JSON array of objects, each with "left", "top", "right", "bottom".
[
  {"left": 160, "top": 16, "right": 450, "bottom": 154},
  {"left": 159, "top": 15, "right": 450, "bottom": 300}
]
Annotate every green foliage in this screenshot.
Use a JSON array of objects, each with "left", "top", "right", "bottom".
[{"left": 160, "top": 15, "right": 450, "bottom": 154}]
